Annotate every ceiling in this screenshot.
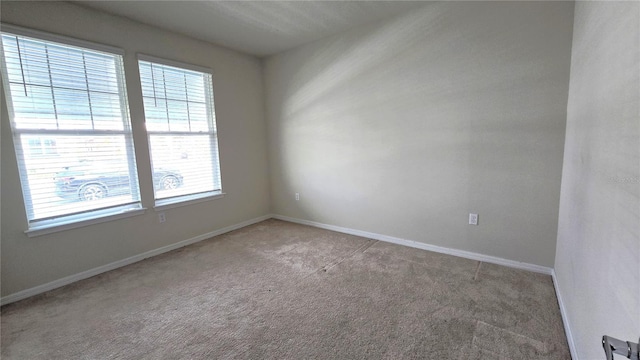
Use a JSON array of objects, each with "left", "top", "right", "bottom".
[{"left": 76, "top": 1, "right": 427, "bottom": 57}]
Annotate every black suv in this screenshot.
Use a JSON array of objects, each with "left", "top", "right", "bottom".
[{"left": 54, "top": 162, "right": 183, "bottom": 201}]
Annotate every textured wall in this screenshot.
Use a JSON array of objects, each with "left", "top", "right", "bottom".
[
  {"left": 264, "top": 2, "right": 574, "bottom": 267},
  {"left": 0, "top": 2, "right": 270, "bottom": 296},
  {"left": 555, "top": 1, "right": 640, "bottom": 359}
]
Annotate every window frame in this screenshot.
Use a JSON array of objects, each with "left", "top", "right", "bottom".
[
  {"left": 137, "top": 54, "right": 224, "bottom": 209},
  {"left": 0, "top": 24, "right": 146, "bottom": 236}
]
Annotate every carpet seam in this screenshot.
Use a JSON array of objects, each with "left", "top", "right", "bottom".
[
  {"left": 306, "top": 240, "right": 378, "bottom": 276},
  {"left": 324, "top": 240, "right": 379, "bottom": 271},
  {"left": 473, "top": 261, "right": 483, "bottom": 281}
]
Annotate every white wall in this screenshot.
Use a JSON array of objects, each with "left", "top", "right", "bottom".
[
  {"left": 555, "top": 1, "right": 640, "bottom": 359},
  {"left": 264, "top": 2, "right": 574, "bottom": 268},
  {"left": 0, "top": 2, "right": 270, "bottom": 297}
]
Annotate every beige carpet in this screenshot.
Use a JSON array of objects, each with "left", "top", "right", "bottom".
[{"left": 1, "top": 219, "right": 570, "bottom": 359}]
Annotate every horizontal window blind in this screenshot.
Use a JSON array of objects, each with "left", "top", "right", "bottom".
[
  {"left": 138, "top": 58, "right": 222, "bottom": 203},
  {"left": 1, "top": 31, "right": 141, "bottom": 225}
]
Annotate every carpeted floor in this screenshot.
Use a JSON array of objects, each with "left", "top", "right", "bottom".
[{"left": 1, "top": 219, "right": 570, "bottom": 359}]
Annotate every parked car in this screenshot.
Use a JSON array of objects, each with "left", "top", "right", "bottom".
[{"left": 54, "top": 162, "right": 183, "bottom": 201}]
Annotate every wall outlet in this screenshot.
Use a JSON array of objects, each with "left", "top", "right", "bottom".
[
  {"left": 158, "top": 212, "right": 166, "bottom": 223},
  {"left": 295, "top": 192, "right": 300, "bottom": 201},
  {"left": 469, "top": 213, "right": 478, "bottom": 225}
]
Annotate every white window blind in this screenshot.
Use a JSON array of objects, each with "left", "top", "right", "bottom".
[
  {"left": 138, "top": 57, "right": 222, "bottom": 205},
  {"left": 0, "top": 28, "right": 141, "bottom": 228}
]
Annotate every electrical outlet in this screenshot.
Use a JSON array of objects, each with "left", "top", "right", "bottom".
[
  {"left": 469, "top": 213, "right": 478, "bottom": 225},
  {"left": 158, "top": 212, "right": 166, "bottom": 223},
  {"left": 295, "top": 192, "right": 300, "bottom": 201}
]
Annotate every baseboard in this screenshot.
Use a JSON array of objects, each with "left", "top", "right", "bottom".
[
  {"left": 552, "top": 270, "right": 578, "bottom": 360},
  {"left": 2, "top": 213, "right": 555, "bottom": 306},
  {"left": 0, "top": 214, "right": 272, "bottom": 306},
  {"left": 272, "top": 214, "right": 553, "bottom": 275}
]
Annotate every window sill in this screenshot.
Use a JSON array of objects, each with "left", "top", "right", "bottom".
[
  {"left": 154, "top": 191, "right": 225, "bottom": 211},
  {"left": 26, "top": 206, "right": 147, "bottom": 238}
]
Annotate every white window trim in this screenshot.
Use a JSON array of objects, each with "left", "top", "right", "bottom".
[
  {"left": 154, "top": 191, "right": 225, "bottom": 211},
  {"left": 137, "top": 53, "right": 212, "bottom": 75},
  {"left": 26, "top": 206, "right": 147, "bottom": 238},
  {"left": 1, "top": 23, "right": 123, "bottom": 55}
]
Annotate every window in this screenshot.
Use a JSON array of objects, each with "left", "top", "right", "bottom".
[
  {"left": 27, "top": 137, "right": 58, "bottom": 156},
  {"left": 138, "top": 56, "right": 222, "bottom": 206},
  {"left": 0, "top": 27, "right": 142, "bottom": 230}
]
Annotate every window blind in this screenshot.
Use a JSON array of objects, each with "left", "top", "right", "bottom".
[
  {"left": 138, "top": 58, "right": 222, "bottom": 204},
  {"left": 0, "top": 30, "right": 141, "bottom": 226}
]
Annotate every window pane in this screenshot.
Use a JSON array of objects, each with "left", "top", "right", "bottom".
[
  {"left": 166, "top": 100, "right": 189, "bottom": 131},
  {"left": 2, "top": 33, "right": 128, "bottom": 131},
  {"left": 188, "top": 102, "right": 209, "bottom": 132},
  {"left": 163, "top": 68, "right": 187, "bottom": 101},
  {"left": 143, "top": 97, "right": 169, "bottom": 131},
  {"left": 1, "top": 30, "right": 140, "bottom": 226},
  {"left": 9, "top": 83, "right": 57, "bottom": 129},
  {"left": 85, "top": 54, "right": 119, "bottom": 93},
  {"left": 138, "top": 62, "right": 155, "bottom": 98},
  {"left": 149, "top": 134, "right": 218, "bottom": 199},
  {"left": 19, "top": 134, "right": 139, "bottom": 220},
  {"left": 91, "top": 92, "right": 125, "bottom": 130},
  {"left": 54, "top": 87, "right": 93, "bottom": 129},
  {"left": 184, "top": 73, "right": 206, "bottom": 102},
  {"left": 47, "top": 45, "right": 87, "bottom": 90},
  {"left": 3, "top": 37, "right": 51, "bottom": 87}
]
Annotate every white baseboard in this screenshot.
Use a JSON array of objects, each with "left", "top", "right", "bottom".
[
  {"left": 552, "top": 270, "right": 578, "bottom": 360},
  {"left": 2, "top": 213, "right": 556, "bottom": 306},
  {"left": 0, "top": 214, "right": 272, "bottom": 306},
  {"left": 272, "top": 214, "right": 553, "bottom": 275}
]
